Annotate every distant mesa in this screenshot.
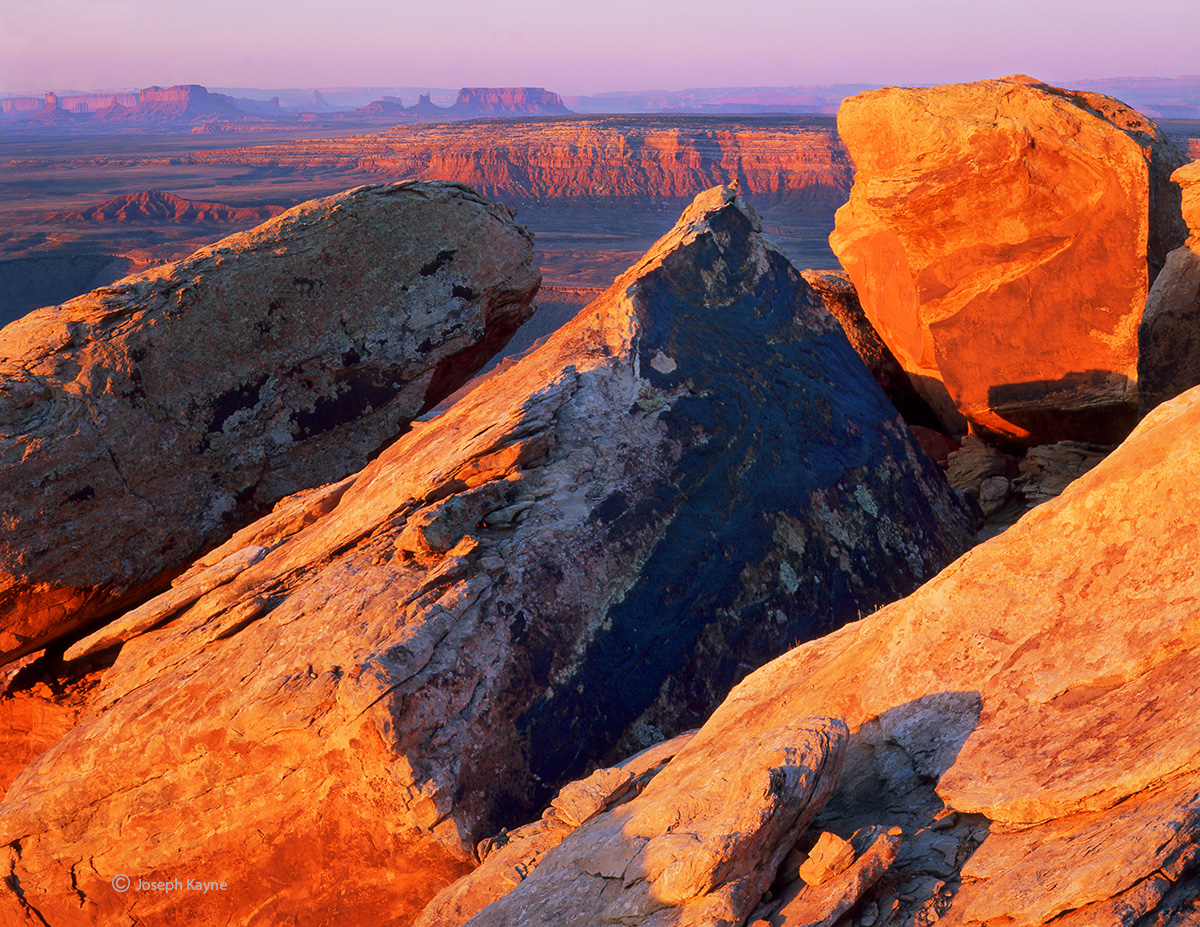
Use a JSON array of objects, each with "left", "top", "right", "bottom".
[
  {"left": 346, "top": 99, "right": 408, "bottom": 118},
  {"left": 450, "top": 87, "right": 571, "bottom": 117},
  {"left": 45, "top": 190, "right": 287, "bottom": 226}
]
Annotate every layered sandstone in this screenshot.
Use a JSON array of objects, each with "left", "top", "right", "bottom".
[
  {"left": 426, "top": 361, "right": 1200, "bottom": 927},
  {"left": 0, "top": 187, "right": 973, "bottom": 925},
  {"left": 181, "top": 116, "right": 852, "bottom": 209},
  {"left": 830, "top": 75, "right": 1189, "bottom": 446},
  {"left": 1139, "top": 160, "right": 1200, "bottom": 415},
  {"left": 0, "top": 181, "right": 539, "bottom": 663}
]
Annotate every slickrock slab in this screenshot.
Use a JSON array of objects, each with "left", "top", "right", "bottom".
[
  {"left": 830, "top": 75, "right": 1188, "bottom": 446},
  {"left": 0, "top": 187, "right": 974, "bottom": 925},
  {"left": 466, "top": 718, "right": 847, "bottom": 927},
  {"left": 0, "top": 181, "right": 538, "bottom": 664},
  {"left": 1139, "top": 161, "right": 1200, "bottom": 416},
  {"left": 643, "top": 381, "right": 1200, "bottom": 926}
]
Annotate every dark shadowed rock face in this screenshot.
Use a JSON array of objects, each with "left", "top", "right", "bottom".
[
  {"left": 802, "top": 270, "right": 943, "bottom": 431},
  {"left": 0, "top": 180, "right": 539, "bottom": 664},
  {"left": 423, "top": 372, "right": 1200, "bottom": 927},
  {"left": 1139, "top": 161, "right": 1200, "bottom": 417},
  {"left": 0, "top": 186, "right": 973, "bottom": 926}
]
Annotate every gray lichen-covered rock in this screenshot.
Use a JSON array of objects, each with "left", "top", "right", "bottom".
[
  {"left": 0, "top": 186, "right": 974, "bottom": 926},
  {"left": 0, "top": 180, "right": 539, "bottom": 663}
]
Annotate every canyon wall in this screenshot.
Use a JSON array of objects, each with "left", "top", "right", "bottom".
[{"left": 191, "top": 116, "right": 853, "bottom": 208}]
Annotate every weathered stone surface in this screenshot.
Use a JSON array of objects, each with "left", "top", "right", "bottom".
[
  {"left": 830, "top": 75, "right": 1189, "bottom": 446},
  {"left": 1139, "top": 162, "right": 1200, "bottom": 416},
  {"left": 637, "top": 380, "right": 1200, "bottom": 927},
  {"left": 797, "top": 831, "right": 855, "bottom": 886},
  {"left": 0, "top": 186, "right": 974, "bottom": 925},
  {"left": 0, "top": 180, "right": 539, "bottom": 664},
  {"left": 944, "top": 436, "right": 1013, "bottom": 497},
  {"left": 754, "top": 826, "right": 902, "bottom": 927},
  {"left": 465, "top": 718, "right": 847, "bottom": 927}
]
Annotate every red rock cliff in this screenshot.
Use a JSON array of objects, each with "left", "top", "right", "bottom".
[{"left": 190, "top": 116, "right": 852, "bottom": 209}]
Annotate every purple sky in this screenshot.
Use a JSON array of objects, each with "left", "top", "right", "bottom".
[{"left": 2, "top": 0, "right": 1197, "bottom": 95}]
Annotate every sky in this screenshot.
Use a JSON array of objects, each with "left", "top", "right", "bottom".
[{"left": 1, "top": 0, "right": 1197, "bottom": 96}]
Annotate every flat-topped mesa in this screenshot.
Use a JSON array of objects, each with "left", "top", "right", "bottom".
[
  {"left": 0, "top": 180, "right": 539, "bottom": 664},
  {"left": 452, "top": 87, "right": 571, "bottom": 116},
  {"left": 830, "top": 74, "right": 1189, "bottom": 447},
  {"left": 0, "top": 186, "right": 973, "bottom": 926},
  {"left": 198, "top": 117, "right": 852, "bottom": 210}
]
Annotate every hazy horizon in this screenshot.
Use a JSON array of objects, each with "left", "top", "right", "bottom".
[{"left": 3, "top": 0, "right": 1197, "bottom": 97}]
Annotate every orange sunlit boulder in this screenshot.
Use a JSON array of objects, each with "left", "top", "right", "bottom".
[{"left": 830, "top": 75, "right": 1188, "bottom": 446}]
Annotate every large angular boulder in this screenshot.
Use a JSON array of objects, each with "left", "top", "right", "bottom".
[
  {"left": 0, "top": 187, "right": 974, "bottom": 925},
  {"left": 830, "top": 75, "right": 1188, "bottom": 446},
  {"left": 1138, "top": 160, "right": 1200, "bottom": 416},
  {"left": 0, "top": 181, "right": 539, "bottom": 664}
]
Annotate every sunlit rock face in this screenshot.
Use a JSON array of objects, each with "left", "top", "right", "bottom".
[
  {"left": 0, "top": 181, "right": 539, "bottom": 665},
  {"left": 421, "top": 370, "right": 1200, "bottom": 927},
  {"left": 0, "top": 187, "right": 973, "bottom": 926},
  {"left": 830, "top": 75, "right": 1188, "bottom": 447},
  {"left": 1139, "top": 160, "right": 1200, "bottom": 416}
]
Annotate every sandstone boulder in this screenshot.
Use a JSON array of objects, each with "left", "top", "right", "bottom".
[
  {"left": 0, "top": 180, "right": 539, "bottom": 664},
  {"left": 0, "top": 187, "right": 974, "bottom": 925},
  {"left": 1138, "top": 161, "right": 1200, "bottom": 416},
  {"left": 830, "top": 75, "right": 1189, "bottom": 446}
]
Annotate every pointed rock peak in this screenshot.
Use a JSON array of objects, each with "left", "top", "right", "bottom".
[
  {"left": 675, "top": 182, "right": 762, "bottom": 234},
  {"left": 588, "top": 184, "right": 768, "bottom": 319}
]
